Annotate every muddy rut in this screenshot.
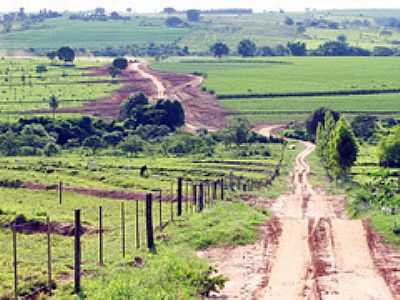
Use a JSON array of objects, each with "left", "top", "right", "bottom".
[{"left": 202, "top": 140, "right": 398, "bottom": 299}]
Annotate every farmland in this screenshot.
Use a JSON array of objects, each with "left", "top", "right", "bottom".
[
  {"left": 0, "top": 17, "right": 188, "bottom": 51},
  {"left": 2, "top": 10, "right": 400, "bottom": 53},
  {"left": 153, "top": 57, "right": 400, "bottom": 123},
  {"left": 0, "top": 6, "right": 399, "bottom": 298},
  {"left": 0, "top": 58, "right": 120, "bottom": 120}
]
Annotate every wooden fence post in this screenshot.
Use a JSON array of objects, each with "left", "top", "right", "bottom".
[
  {"left": 146, "top": 193, "right": 156, "bottom": 252},
  {"left": 185, "top": 180, "right": 189, "bottom": 214},
  {"left": 159, "top": 190, "right": 162, "bottom": 230},
  {"left": 177, "top": 177, "right": 183, "bottom": 217},
  {"left": 12, "top": 226, "right": 18, "bottom": 300},
  {"left": 47, "top": 216, "right": 52, "bottom": 291},
  {"left": 121, "top": 202, "right": 126, "bottom": 258},
  {"left": 74, "top": 209, "right": 81, "bottom": 294},
  {"left": 221, "top": 179, "right": 225, "bottom": 201},
  {"left": 99, "top": 206, "right": 104, "bottom": 266},
  {"left": 170, "top": 182, "right": 174, "bottom": 222},
  {"left": 199, "top": 183, "right": 204, "bottom": 212},
  {"left": 192, "top": 184, "right": 197, "bottom": 212},
  {"left": 136, "top": 200, "right": 140, "bottom": 249},
  {"left": 59, "top": 181, "right": 63, "bottom": 205}
]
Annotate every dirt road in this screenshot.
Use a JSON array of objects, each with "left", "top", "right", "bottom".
[{"left": 201, "top": 138, "right": 398, "bottom": 299}]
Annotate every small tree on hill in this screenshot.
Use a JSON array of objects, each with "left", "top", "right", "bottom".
[
  {"left": 57, "top": 47, "right": 75, "bottom": 65},
  {"left": 238, "top": 39, "right": 257, "bottom": 57},
  {"left": 112, "top": 57, "right": 128, "bottom": 70},
  {"left": 48, "top": 95, "right": 59, "bottom": 118},
  {"left": 46, "top": 51, "right": 57, "bottom": 64},
  {"left": 83, "top": 136, "right": 103, "bottom": 155},
  {"left": 186, "top": 9, "right": 201, "bottom": 22},
  {"left": 119, "top": 135, "right": 145, "bottom": 157},
  {"left": 210, "top": 42, "right": 230, "bottom": 58}
]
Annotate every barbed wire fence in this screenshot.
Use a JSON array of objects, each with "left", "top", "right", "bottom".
[{"left": 4, "top": 151, "right": 286, "bottom": 299}]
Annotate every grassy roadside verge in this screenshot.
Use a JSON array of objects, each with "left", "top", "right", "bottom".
[
  {"left": 307, "top": 148, "right": 400, "bottom": 248},
  {"left": 258, "top": 141, "right": 304, "bottom": 199},
  {"left": 52, "top": 201, "right": 267, "bottom": 299}
]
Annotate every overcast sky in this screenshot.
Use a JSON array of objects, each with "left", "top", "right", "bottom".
[{"left": 0, "top": 0, "right": 399, "bottom": 13}]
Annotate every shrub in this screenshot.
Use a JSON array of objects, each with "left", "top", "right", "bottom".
[
  {"left": 44, "top": 142, "right": 61, "bottom": 156},
  {"left": 19, "top": 146, "right": 36, "bottom": 156}
]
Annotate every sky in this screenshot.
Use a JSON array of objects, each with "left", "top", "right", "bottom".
[{"left": 0, "top": 0, "right": 399, "bottom": 13}]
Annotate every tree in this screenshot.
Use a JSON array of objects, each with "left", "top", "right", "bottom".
[
  {"left": 306, "top": 107, "right": 340, "bottom": 141},
  {"left": 163, "top": 7, "right": 177, "bottom": 14},
  {"left": 285, "top": 16, "right": 294, "bottom": 26},
  {"left": 44, "top": 142, "right": 60, "bottom": 156},
  {"left": 112, "top": 57, "right": 128, "bottom": 70},
  {"left": 103, "top": 132, "right": 123, "bottom": 147},
  {"left": 329, "top": 118, "right": 358, "bottom": 178},
  {"left": 120, "top": 93, "right": 149, "bottom": 120},
  {"left": 287, "top": 41, "right": 307, "bottom": 56},
  {"left": 210, "top": 42, "right": 230, "bottom": 58},
  {"left": 0, "top": 130, "right": 18, "bottom": 156},
  {"left": 337, "top": 34, "right": 347, "bottom": 44},
  {"left": 379, "top": 125, "right": 400, "bottom": 167},
  {"left": 46, "top": 51, "right": 57, "bottom": 63},
  {"left": 238, "top": 39, "right": 257, "bottom": 57},
  {"left": 48, "top": 95, "right": 59, "bottom": 118},
  {"left": 154, "top": 100, "right": 185, "bottom": 128},
  {"left": 83, "top": 136, "right": 103, "bottom": 154},
  {"left": 351, "top": 115, "right": 377, "bottom": 141},
  {"left": 166, "top": 16, "right": 185, "bottom": 28},
  {"left": 186, "top": 9, "right": 201, "bottom": 22},
  {"left": 95, "top": 7, "right": 106, "bottom": 16},
  {"left": 57, "top": 47, "right": 75, "bottom": 65},
  {"left": 119, "top": 135, "right": 145, "bottom": 156}
]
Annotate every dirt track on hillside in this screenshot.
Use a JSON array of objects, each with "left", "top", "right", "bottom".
[
  {"left": 201, "top": 134, "right": 400, "bottom": 299},
  {"left": 34, "top": 61, "right": 226, "bottom": 130}
]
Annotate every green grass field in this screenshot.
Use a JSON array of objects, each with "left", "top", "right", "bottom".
[
  {"left": 0, "top": 17, "right": 188, "bottom": 51},
  {"left": 0, "top": 58, "right": 120, "bottom": 119},
  {"left": 153, "top": 56, "right": 400, "bottom": 123},
  {"left": 2, "top": 11, "right": 400, "bottom": 53}
]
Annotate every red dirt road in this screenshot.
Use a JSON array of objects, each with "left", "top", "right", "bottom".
[
  {"left": 35, "top": 61, "right": 226, "bottom": 131},
  {"left": 201, "top": 137, "right": 399, "bottom": 299}
]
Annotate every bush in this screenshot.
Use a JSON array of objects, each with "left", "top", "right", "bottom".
[
  {"left": 379, "top": 125, "right": 400, "bottom": 167},
  {"left": 44, "top": 142, "right": 60, "bottom": 156},
  {"left": 112, "top": 57, "right": 128, "bottom": 70},
  {"left": 19, "top": 146, "right": 36, "bottom": 156},
  {"left": 351, "top": 115, "right": 377, "bottom": 141}
]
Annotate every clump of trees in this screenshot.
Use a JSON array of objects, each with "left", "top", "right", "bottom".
[
  {"left": 238, "top": 39, "right": 257, "bottom": 57},
  {"left": 0, "top": 94, "right": 186, "bottom": 157},
  {"left": 312, "top": 108, "right": 359, "bottom": 178},
  {"left": 350, "top": 115, "right": 377, "bottom": 142},
  {"left": 210, "top": 42, "right": 230, "bottom": 58},
  {"left": 379, "top": 125, "right": 400, "bottom": 167},
  {"left": 186, "top": 10, "right": 201, "bottom": 22}
]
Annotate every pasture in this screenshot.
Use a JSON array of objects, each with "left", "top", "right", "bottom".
[
  {"left": 0, "top": 17, "right": 188, "bottom": 51},
  {"left": 153, "top": 57, "right": 400, "bottom": 123},
  {"left": 0, "top": 58, "right": 119, "bottom": 120}
]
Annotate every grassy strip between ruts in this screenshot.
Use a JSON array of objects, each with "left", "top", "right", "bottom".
[{"left": 51, "top": 201, "right": 267, "bottom": 299}]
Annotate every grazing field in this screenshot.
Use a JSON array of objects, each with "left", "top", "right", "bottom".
[
  {"left": 153, "top": 57, "right": 400, "bottom": 123},
  {"left": 0, "top": 58, "right": 120, "bottom": 120},
  {"left": 0, "top": 140, "right": 283, "bottom": 298},
  {"left": 2, "top": 11, "right": 400, "bottom": 53},
  {"left": 0, "top": 17, "right": 188, "bottom": 51},
  {"left": 154, "top": 57, "right": 400, "bottom": 95}
]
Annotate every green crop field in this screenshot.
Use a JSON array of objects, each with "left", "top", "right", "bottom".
[
  {"left": 0, "top": 17, "right": 188, "bottom": 51},
  {"left": 0, "top": 58, "right": 120, "bottom": 120},
  {"left": 2, "top": 10, "right": 400, "bottom": 53},
  {"left": 153, "top": 56, "right": 400, "bottom": 123}
]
